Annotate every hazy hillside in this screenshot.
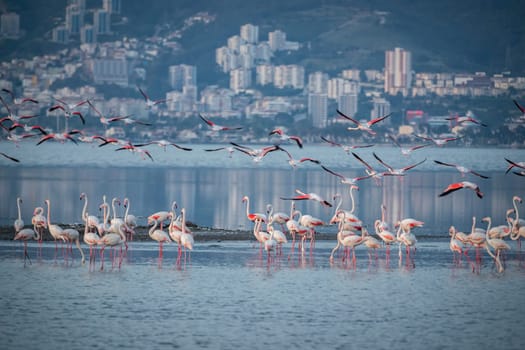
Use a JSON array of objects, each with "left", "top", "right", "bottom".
[{"left": 1, "top": 0, "right": 524, "bottom": 77}]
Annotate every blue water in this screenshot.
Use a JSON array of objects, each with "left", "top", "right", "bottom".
[
  {"left": 1, "top": 142, "right": 524, "bottom": 350},
  {"left": 0, "top": 142, "right": 523, "bottom": 232},
  {"left": 0, "top": 239, "right": 524, "bottom": 350}
]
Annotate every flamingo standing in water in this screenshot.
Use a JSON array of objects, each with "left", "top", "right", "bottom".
[
  {"left": 483, "top": 216, "right": 510, "bottom": 273},
  {"left": 374, "top": 219, "right": 396, "bottom": 261},
  {"left": 83, "top": 211, "right": 101, "bottom": 271},
  {"left": 179, "top": 208, "right": 194, "bottom": 264},
  {"left": 80, "top": 193, "right": 100, "bottom": 231},
  {"left": 509, "top": 196, "right": 525, "bottom": 250},
  {"left": 123, "top": 198, "right": 137, "bottom": 241},
  {"left": 449, "top": 225, "right": 470, "bottom": 266},
  {"left": 44, "top": 199, "right": 67, "bottom": 262},
  {"left": 98, "top": 222, "right": 126, "bottom": 271},
  {"left": 148, "top": 208, "right": 173, "bottom": 231},
  {"left": 14, "top": 197, "right": 24, "bottom": 233},
  {"left": 61, "top": 227, "right": 86, "bottom": 265},
  {"left": 14, "top": 226, "right": 39, "bottom": 266},
  {"left": 148, "top": 219, "right": 171, "bottom": 267}
]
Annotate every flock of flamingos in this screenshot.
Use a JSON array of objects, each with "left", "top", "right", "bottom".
[{"left": 3, "top": 87, "right": 525, "bottom": 273}]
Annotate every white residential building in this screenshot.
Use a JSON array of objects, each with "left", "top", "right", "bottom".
[
  {"left": 308, "top": 72, "right": 329, "bottom": 94},
  {"left": 230, "top": 68, "right": 252, "bottom": 93},
  {"left": 384, "top": 47, "right": 412, "bottom": 96},
  {"left": 268, "top": 30, "right": 286, "bottom": 51},
  {"left": 256, "top": 64, "right": 274, "bottom": 86},
  {"left": 308, "top": 93, "right": 328, "bottom": 128},
  {"left": 240, "top": 24, "right": 259, "bottom": 44}
]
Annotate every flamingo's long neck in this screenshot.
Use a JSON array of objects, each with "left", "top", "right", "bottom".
[
  {"left": 46, "top": 200, "right": 52, "bottom": 227},
  {"left": 81, "top": 194, "right": 88, "bottom": 222},
  {"left": 124, "top": 198, "right": 130, "bottom": 221},
  {"left": 381, "top": 204, "right": 386, "bottom": 223},
  {"left": 148, "top": 220, "right": 158, "bottom": 238},
  {"left": 471, "top": 216, "right": 476, "bottom": 234},
  {"left": 181, "top": 208, "right": 187, "bottom": 233},
  {"left": 17, "top": 198, "right": 22, "bottom": 221},
  {"left": 244, "top": 197, "right": 250, "bottom": 218},
  {"left": 289, "top": 201, "right": 295, "bottom": 219},
  {"left": 350, "top": 188, "right": 356, "bottom": 214},
  {"left": 484, "top": 217, "right": 492, "bottom": 241},
  {"left": 513, "top": 197, "right": 520, "bottom": 233},
  {"left": 112, "top": 198, "right": 118, "bottom": 220},
  {"left": 333, "top": 195, "right": 342, "bottom": 217}
]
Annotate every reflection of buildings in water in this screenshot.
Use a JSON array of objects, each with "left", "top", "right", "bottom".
[{"left": 2, "top": 167, "right": 522, "bottom": 234}]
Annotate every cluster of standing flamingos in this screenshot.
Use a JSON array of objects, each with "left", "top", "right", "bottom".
[
  {"left": 448, "top": 196, "right": 525, "bottom": 273},
  {"left": 13, "top": 193, "right": 194, "bottom": 270}
]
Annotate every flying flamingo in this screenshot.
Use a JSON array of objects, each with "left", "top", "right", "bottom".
[
  {"left": 274, "top": 145, "right": 320, "bottom": 169},
  {"left": 388, "top": 135, "right": 430, "bottom": 156},
  {"left": 1, "top": 88, "right": 38, "bottom": 105},
  {"left": 414, "top": 134, "right": 463, "bottom": 146},
  {"left": 504, "top": 158, "right": 525, "bottom": 174},
  {"left": 483, "top": 216, "right": 510, "bottom": 273},
  {"left": 134, "top": 139, "right": 192, "bottom": 152},
  {"left": 203, "top": 145, "right": 236, "bottom": 157},
  {"left": 268, "top": 128, "right": 303, "bottom": 148},
  {"left": 199, "top": 114, "right": 242, "bottom": 132},
  {"left": 280, "top": 189, "right": 332, "bottom": 207},
  {"left": 242, "top": 195, "right": 268, "bottom": 223},
  {"left": 320, "top": 136, "right": 374, "bottom": 154},
  {"left": 321, "top": 165, "right": 372, "bottom": 187},
  {"left": 115, "top": 144, "right": 154, "bottom": 161},
  {"left": 0, "top": 96, "right": 38, "bottom": 124},
  {"left": 336, "top": 109, "right": 390, "bottom": 135},
  {"left": 36, "top": 130, "right": 80, "bottom": 145},
  {"left": 14, "top": 227, "right": 40, "bottom": 266},
  {"left": 48, "top": 98, "right": 89, "bottom": 124},
  {"left": 373, "top": 152, "right": 426, "bottom": 176},
  {"left": 138, "top": 86, "right": 167, "bottom": 109},
  {"left": 438, "top": 181, "right": 483, "bottom": 199},
  {"left": 14, "top": 197, "right": 24, "bottom": 233},
  {"left": 512, "top": 99, "right": 525, "bottom": 116},
  {"left": 446, "top": 113, "right": 487, "bottom": 127},
  {"left": 231, "top": 143, "right": 281, "bottom": 163},
  {"left": 106, "top": 115, "right": 152, "bottom": 126},
  {"left": 433, "top": 160, "right": 489, "bottom": 178}
]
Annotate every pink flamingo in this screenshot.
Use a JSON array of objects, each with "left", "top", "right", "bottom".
[
  {"left": 321, "top": 136, "right": 374, "bottom": 154},
  {"left": 280, "top": 189, "right": 332, "bottom": 207},
  {"left": 433, "top": 160, "right": 489, "bottom": 179},
  {"left": 199, "top": 114, "right": 242, "bottom": 132},
  {"left": 14, "top": 197, "right": 24, "bottom": 233},
  {"left": 438, "top": 181, "right": 483, "bottom": 199},
  {"left": 138, "top": 86, "right": 167, "bottom": 109},
  {"left": 14, "top": 227, "right": 40, "bottom": 266},
  {"left": 48, "top": 98, "right": 89, "bottom": 124},
  {"left": 98, "top": 224, "right": 126, "bottom": 271},
  {"left": 483, "top": 216, "right": 510, "bottom": 273},
  {"left": 44, "top": 199, "right": 67, "bottom": 262},
  {"left": 268, "top": 128, "right": 303, "bottom": 148},
  {"left": 148, "top": 219, "right": 171, "bottom": 267},
  {"left": 179, "top": 208, "right": 194, "bottom": 264},
  {"left": 242, "top": 195, "right": 268, "bottom": 223},
  {"left": 83, "top": 212, "right": 101, "bottom": 271},
  {"left": 336, "top": 109, "right": 390, "bottom": 135}
]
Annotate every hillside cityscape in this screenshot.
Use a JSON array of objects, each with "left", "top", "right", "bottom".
[{"left": 1, "top": 0, "right": 525, "bottom": 147}]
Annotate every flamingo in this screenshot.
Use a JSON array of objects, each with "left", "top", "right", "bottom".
[
  {"left": 115, "top": 144, "right": 154, "bottom": 161},
  {"left": 83, "top": 212, "right": 101, "bottom": 270},
  {"left": 396, "top": 223, "right": 418, "bottom": 266},
  {"left": 203, "top": 145, "right": 236, "bottom": 157},
  {"left": 488, "top": 209, "right": 514, "bottom": 239},
  {"left": 329, "top": 211, "right": 359, "bottom": 262},
  {"left": 44, "top": 199, "right": 68, "bottom": 262},
  {"left": 433, "top": 160, "right": 489, "bottom": 179},
  {"left": 445, "top": 113, "right": 487, "bottom": 127},
  {"left": 36, "top": 130, "right": 80, "bottom": 145},
  {"left": 273, "top": 145, "right": 319, "bottom": 169},
  {"left": 148, "top": 219, "right": 171, "bottom": 266},
  {"left": 339, "top": 227, "right": 366, "bottom": 267},
  {"left": 148, "top": 209, "right": 173, "bottom": 231},
  {"left": 374, "top": 219, "right": 396, "bottom": 260},
  {"left": 268, "top": 128, "right": 303, "bottom": 148},
  {"left": 253, "top": 218, "right": 271, "bottom": 251},
  {"left": 449, "top": 225, "right": 470, "bottom": 266},
  {"left": 108, "top": 197, "right": 125, "bottom": 235},
  {"left": 123, "top": 198, "right": 137, "bottom": 241},
  {"left": 414, "top": 134, "right": 463, "bottom": 147},
  {"left": 321, "top": 165, "right": 372, "bottom": 186},
  {"left": 48, "top": 98, "right": 89, "bottom": 124},
  {"left": 267, "top": 204, "right": 290, "bottom": 233},
  {"left": 134, "top": 140, "right": 192, "bottom": 152},
  {"left": 504, "top": 158, "right": 525, "bottom": 174},
  {"left": 510, "top": 196, "right": 525, "bottom": 250},
  {"left": 61, "top": 227, "right": 86, "bottom": 265},
  {"left": 14, "top": 197, "right": 24, "bottom": 233},
  {"left": 242, "top": 195, "right": 267, "bottom": 223},
  {"left": 179, "top": 208, "right": 194, "bottom": 264},
  {"left": 106, "top": 115, "right": 152, "bottom": 126},
  {"left": 231, "top": 143, "right": 281, "bottom": 163},
  {"left": 352, "top": 152, "right": 387, "bottom": 184},
  {"left": 98, "top": 222, "right": 126, "bottom": 271},
  {"left": 362, "top": 226, "right": 381, "bottom": 263},
  {"left": 267, "top": 220, "right": 287, "bottom": 256},
  {"left": 483, "top": 216, "right": 510, "bottom": 273},
  {"left": 320, "top": 136, "right": 374, "bottom": 154},
  {"left": 280, "top": 189, "right": 332, "bottom": 207},
  {"left": 1, "top": 88, "right": 38, "bottom": 105},
  {"left": 438, "top": 181, "right": 483, "bottom": 199},
  {"left": 466, "top": 216, "right": 486, "bottom": 268},
  {"left": 199, "top": 114, "right": 242, "bottom": 132},
  {"left": 14, "top": 227, "right": 39, "bottom": 266},
  {"left": 336, "top": 109, "right": 390, "bottom": 135},
  {"left": 329, "top": 187, "right": 362, "bottom": 229},
  {"left": 373, "top": 152, "right": 426, "bottom": 176},
  {"left": 388, "top": 134, "right": 430, "bottom": 156},
  {"left": 80, "top": 193, "right": 100, "bottom": 230},
  {"left": 138, "top": 86, "right": 167, "bottom": 109},
  {"left": 297, "top": 211, "right": 324, "bottom": 251}
]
